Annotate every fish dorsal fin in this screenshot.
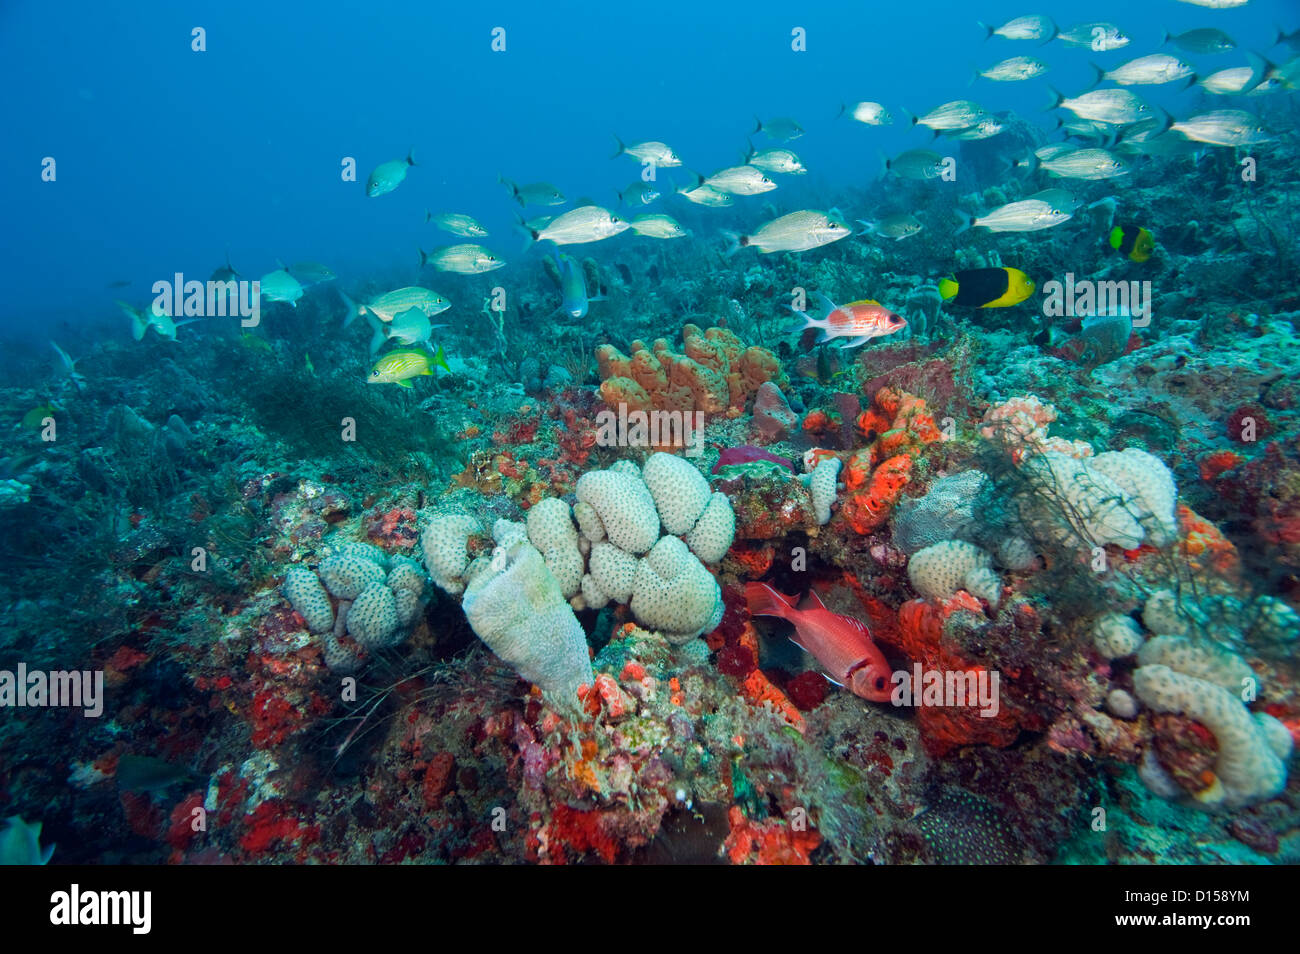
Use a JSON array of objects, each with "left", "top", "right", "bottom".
[
  {"left": 804, "top": 589, "right": 828, "bottom": 611},
  {"left": 815, "top": 291, "right": 839, "bottom": 315}
]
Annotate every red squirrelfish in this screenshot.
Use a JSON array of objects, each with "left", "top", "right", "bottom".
[
  {"left": 745, "top": 582, "right": 893, "bottom": 702},
  {"left": 792, "top": 292, "right": 906, "bottom": 349}
]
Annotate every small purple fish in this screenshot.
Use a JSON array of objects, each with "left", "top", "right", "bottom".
[{"left": 711, "top": 445, "right": 795, "bottom": 474}]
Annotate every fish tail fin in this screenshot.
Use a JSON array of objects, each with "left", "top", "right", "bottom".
[
  {"left": 424, "top": 209, "right": 432, "bottom": 223},
  {"left": 744, "top": 138, "right": 757, "bottom": 163},
  {"left": 418, "top": 247, "right": 430, "bottom": 267},
  {"left": 340, "top": 290, "right": 363, "bottom": 328},
  {"left": 856, "top": 219, "right": 875, "bottom": 237},
  {"left": 611, "top": 135, "right": 625, "bottom": 159},
  {"left": 1044, "top": 85, "right": 1064, "bottom": 111},
  {"left": 977, "top": 20, "right": 991, "bottom": 41},
  {"left": 752, "top": 115, "right": 763, "bottom": 135},
  {"left": 130, "top": 312, "right": 147, "bottom": 341},
  {"left": 514, "top": 214, "right": 538, "bottom": 251},
  {"left": 954, "top": 213, "right": 976, "bottom": 237},
  {"left": 901, "top": 107, "right": 918, "bottom": 127},
  {"left": 937, "top": 277, "right": 959, "bottom": 301},
  {"left": 365, "top": 313, "right": 386, "bottom": 355},
  {"left": 1151, "top": 106, "right": 1173, "bottom": 136},
  {"left": 1038, "top": 20, "right": 1058, "bottom": 45},
  {"left": 499, "top": 175, "right": 521, "bottom": 204},
  {"left": 406, "top": 147, "right": 416, "bottom": 167},
  {"left": 1084, "top": 62, "right": 1104, "bottom": 90},
  {"left": 1160, "top": 30, "right": 1171, "bottom": 48},
  {"left": 720, "top": 230, "right": 745, "bottom": 258},
  {"left": 744, "top": 581, "right": 798, "bottom": 621},
  {"left": 835, "top": 102, "right": 846, "bottom": 119},
  {"left": 1016, "top": 153, "right": 1040, "bottom": 173},
  {"left": 968, "top": 65, "right": 979, "bottom": 87},
  {"left": 1179, "top": 72, "right": 1198, "bottom": 91},
  {"left": 789, "top": 305, "right": 828, "bottom": 340},
  {"left": 432, "top": 343, "right": 450, "bottom": 374}
]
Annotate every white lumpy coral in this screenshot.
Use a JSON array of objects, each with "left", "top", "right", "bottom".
[
  {"left": 685, "top": 492, "right": 735, "bottom": 563},
  {"left": 800, "top": 457, "right": 842, "bottom": 527},
  {"left": 1089, "top": 448, "right": 1178, "bottom": 547},
  {"left": 420, "top": 513, "right": 480, "bottom": 595},
  {"left": 995, "top": 535, "right": 1038, "bottom": 571},
  {"left": 318, "top": 550, "right": 387, "bottom": 600},
  {"left": 1136, "top": 635, "right": 1256, "bottom": 696},
  {"left": 907, "top": 540, "right": 999, "bottom": 607},
  {"left": 526, "top": 497, "right": 584, "bottom": 599},
  {"left": 1092, "top": 612, "right": 1145, "bottom": 659},
  {"left": 283, "top": 565, "right": 334, "bottom": 633},
  {"left": 587, "top": 541, "right": 638, "bottom": 605},
  {"left": 575, "top": 468, "right": 661, "bottom": 554},
  {"left": 346, "top": 580, "right": 401, "bottom": 650},
  {"left": 461, "top": 532, "right": 594, "bottom": 704},
  {"left": 642, "top": 452, "right": 711, "bottom": 534},
  {"left": 1017, "top": 450, "right": 1145, "bottom": 549},
  {"left": 1133, "top": 664, "right": 1289, "bottom": 808},
  {"left": 630, "top": 536, "right": 724, "bottom": 641}
]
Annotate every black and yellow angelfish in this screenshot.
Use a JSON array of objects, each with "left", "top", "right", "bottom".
[
  {"left": 1109, "top": 225, "right": 1154, "bottom": 263},
  {"left": 937, "top": 267, "right": 1035, "bottom": 308}
]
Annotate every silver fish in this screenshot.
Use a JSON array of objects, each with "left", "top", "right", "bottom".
[
  {"left": 1099, "top": 54, "right": 1196, "bottom": 86},
  {"left": 960, "top": 199, "right": 1072, "bottom": 233},
  {"left": 886, "top": 149, "right": 946, "bottom": 180},
  {"left": 419, "top": 244, "right": 506, "bottom": 273},
  {"left": 611, "top": 137, "right": 682, "bottom": 167},
  {"left": 745, "top": 144, "right": 806, "bottom": 175},
  {"left": 351, "top": 287, "right": 451, "bottom": 324},
  {"left": 629, "top": 214, "right": 688, "bottom": 239},
  {"left": 1057, "top": 22, "right": 1129, "bottom": 51},
  {"left": 727, "top": 210, "right": 851, "bottom": 254},
  {"left": 676, "top": 183, "right": 734, "bottom": 206},
  {"left": 947, "top": 117, "right": 1004, "bottom": 140},
  {"left": 258, "top": 269, "right": 304, "bottom": 307},
  {"left": 910, "top": 100, "right": 989, "bottom": 131},
  {"left": 977, "top": 56, "right": 1049, "bottom": 82},
  {"left": 1198, "top": 58, "right": 1267, "bottom": 95},
  {"left": 753, "top": 116, "right": 804, "bottom": 141},
  {"left": 1051, "top": 87, "right": 1157, "bottom": 125},
  {"left": 525, "top": 206, "right": 629, "bottom": 245},
  {"left": 980, "top": 15, "right": 1057, "bottom": 42},
  {"left": 1027, "top": 188, "right": 1082, "bottom": 213},
  {"left": 366, "top": 150, "right": 415, "bottom": 198},
  {"left": 1175, "top": 0, "right": 1247, "bottom": 8},
  {"left": 1163, "top": 27, "right": 1235, "bottom": 55},
  {"left": 840, "top": 101, "right": 893, "bottom": 124},
  {"left": 702, "top": 165, "right": 777, "bottom": 195},
  {"left": 500, "top": 177, "right": 566, "bottom": 207},
  {"left": 427, "top": 212, "right": 489, "bottom": 237},
  {"left": 1170, "top": 110, "right": 1271, "bottom": 146},
  {"left": 618, "top": 182, "right": 661, "bottom": 205},
  {"left": 857, "top": 213, "right": 923, "bottom": 241},
  {"left": 1038, "top": 147, "right": 1129, "bottom": 180},
  {"left": 288, "top": 262, "right": 335, "bottom": 286}
]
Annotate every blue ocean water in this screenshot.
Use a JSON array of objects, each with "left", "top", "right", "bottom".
[
  {"left": 2, "top": 0, "right": 1292, "bottom": 339},
  {"left": 1, "top": 0, "right": 1298, "bottom": 871}
]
